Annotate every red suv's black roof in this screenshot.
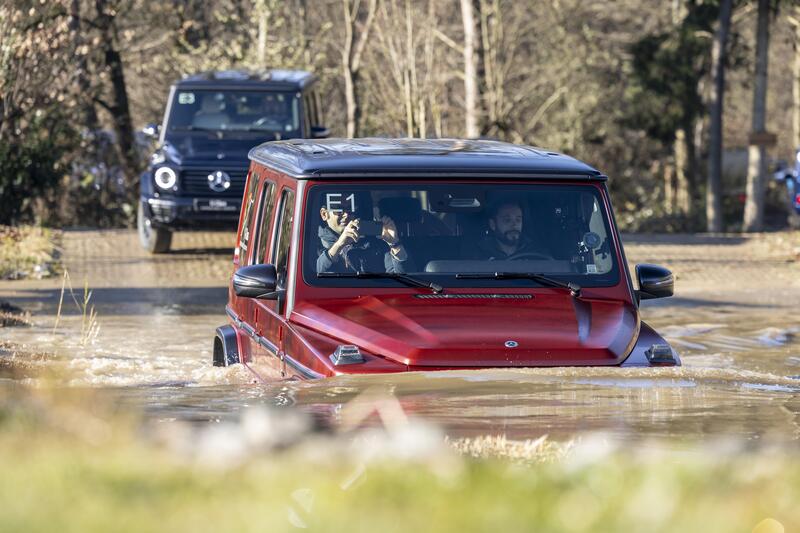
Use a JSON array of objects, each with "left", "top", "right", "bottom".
[{"left": 248, "top": 138, "right": 605, "bottom": 180}]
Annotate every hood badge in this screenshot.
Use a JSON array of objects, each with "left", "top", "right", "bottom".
[
  {"left": 208, "top": 170, "right": 231, "bottom": 192},
  {"left": 505, "top": 340, "right": 519, "bottom": 348},
  {"left": 330, "top": 345, "right": 364, "bottom": 365}
]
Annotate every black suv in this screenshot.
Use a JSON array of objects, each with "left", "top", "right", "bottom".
[{"left": 138, "top": 70, "right": 328, "bottom": 253}]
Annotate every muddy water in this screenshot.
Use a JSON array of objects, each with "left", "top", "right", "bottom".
[
  {"left": 3, "top": 303, "right": 799, "bottom": 446},
  {"left": 2, "top": 230, "right": 799, "bottom": 447}
]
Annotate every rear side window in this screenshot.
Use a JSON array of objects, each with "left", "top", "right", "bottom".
[
  {"left": 253, "top": 181, "right": 277, "bottom": 265},
  {"left": 313, "top": 92, "right": 323, "bottom": 125},
  {"left": 303, "top": 92, "right": 319, "bottom": 127},
  {"left": 238, "top": 171, "right": 260, "bottom": 259},
  {"left": 272, "top": 189, "right": 296, "bottom": 289}
]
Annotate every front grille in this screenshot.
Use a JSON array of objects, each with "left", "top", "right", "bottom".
[
  {"left": 414, "top": 294, "right": 533, "bottom": 299},
  {"left": 181, "top": 167, "right": 248, "bottom": 197}
]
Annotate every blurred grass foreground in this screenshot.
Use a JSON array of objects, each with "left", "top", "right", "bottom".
[
  {"left": 0, "top": 387, "right": 796, "bottom": 533},
  {"left": 0, "top": 225, "right": 60, "bottom": 280}
]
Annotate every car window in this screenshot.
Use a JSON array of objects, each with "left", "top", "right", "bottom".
[
  {"left": 237, "top": 171, "right": 260, "bottom": 260},
  {"left": 272, "top": 189, "right": 296, "bottom": 289},
  {"left": 168, "top": 90, "right": 301, "bottom": 134},
  {"left": 304, "top": 183, "right": 619, "bottom": 288},
  {"left": 312, "top": 92, "right": 323, "bottom": 126},
  {"left": 252, "top": 181, "right": 277, "bottom": 265},
  {"left": 303, "top": 92, "right": 319, "bottom": 127}
]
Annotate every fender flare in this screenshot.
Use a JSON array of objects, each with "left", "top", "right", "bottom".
[
  {"left": 213, "top": 325, "right": 240, "bottom": 366},
  {"left": 140, "top": 170, "right": 155, "bottom": 196}
]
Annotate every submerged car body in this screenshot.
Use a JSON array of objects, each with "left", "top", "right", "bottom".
[
  {"left": 214, "top": 138, "right": 679, "bottom": 381},
  {"left": 138, "top": 70, "right": 328, "bottom": 253}
]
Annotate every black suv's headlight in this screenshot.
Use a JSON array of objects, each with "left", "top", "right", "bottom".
[{"left": 154, "top": 167, "right": 178, "bottom": 190}]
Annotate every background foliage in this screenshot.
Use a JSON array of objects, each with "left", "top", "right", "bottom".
[{"left": 0, "top": 0, "right": 797, "bottom": 230}]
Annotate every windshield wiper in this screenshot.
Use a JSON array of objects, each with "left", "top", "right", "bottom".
[
  {"left": 455, "top": 272, "right": 581, "bottom": 297},
  {"left": 318, "top": 272, "right": 443, "bottom": 294},
  {"left": 171, "top": 126, "right": 219, "bottom": 132}
]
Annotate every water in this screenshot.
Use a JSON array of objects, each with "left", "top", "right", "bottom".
[
  {"left": 3, "top": 303, "right": 799, "bottom": 447},
  {"left": 2, "top": 230, "right": 799, "bottom": 450}
]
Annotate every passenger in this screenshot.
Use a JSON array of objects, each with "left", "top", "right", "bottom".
[
  {"left": 316, "top": 192, "right": 413, "bottom": 274},
  {"left": 477, "top": 200, "right": 547, "bottom": 260}
]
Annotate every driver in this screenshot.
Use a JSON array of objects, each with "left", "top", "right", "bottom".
[
  {"left": 477, "top": 200, "right": 543, "bottom": 260},
  {"left": 257, "top": 94, "right": 289, "bottom": 129},
  {"left": 316, "top": 191, "right": 413, "bottom": 274}
]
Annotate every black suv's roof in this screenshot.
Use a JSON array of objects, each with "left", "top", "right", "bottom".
[
  {"left": 248, "top": 138, "right": 605, "bottom": 180},
  {"left": 176, "top": 69, "right": 316, "bottom": 91}
]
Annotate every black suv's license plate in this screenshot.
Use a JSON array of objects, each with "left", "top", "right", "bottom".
[{"left": 195, "top": 199, "right": 239, "bottom": 212}]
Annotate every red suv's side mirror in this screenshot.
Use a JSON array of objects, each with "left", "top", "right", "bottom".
[
  {"left": 635, "top": 264, "right": 674, "bottom": 301},
  {"left": 233, "top": 264, "right": 280, "bottom": 299}
]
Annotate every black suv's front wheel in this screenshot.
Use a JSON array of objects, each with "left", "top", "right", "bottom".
[{"left": 137, "top": 201, "right": 172, "bottom": 253}]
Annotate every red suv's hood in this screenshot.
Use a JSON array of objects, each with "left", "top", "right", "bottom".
[{"left": 290, "top": 292, "right": 639, "bottom": 367}]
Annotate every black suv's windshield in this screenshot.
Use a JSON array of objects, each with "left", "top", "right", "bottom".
[
  {"left": 167, "top": 90, "right": 300, "bottom": 135},
  {"left": 304, "top": 183, "right": 620, "bottom": 289}
]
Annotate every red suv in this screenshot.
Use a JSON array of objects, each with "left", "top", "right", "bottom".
[{"left": 214, "top": 139, "right": 678, "bottom": 380}]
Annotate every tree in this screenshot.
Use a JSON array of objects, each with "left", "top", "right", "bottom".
[
  {"left": 94, "top": 0, "right": 139, "bottom": 191},
  {"left": 460, "top": 0, "right": 479, "bottom": 138},
  {"left": 787, "top": 5, "right": 800, "bottom": 228},
  {"left": 625, "top": 2, "right": 718, "bottom": 224},
  {"left": 790, "top": 5, "right": 800, "bottom": 150},
  {"left": 342, "top": 0, "right": 378, "bottom": 138},
  {"left": 742, "top": 0, "right": 772, "bottom": 232},
  {"left": 706, "top": 0, "right": 733, "bottom": 232}
]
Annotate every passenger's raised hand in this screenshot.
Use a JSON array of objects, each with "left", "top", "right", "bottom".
[{"left": 338, "top": 219, "right": 360, "bottom": 246}]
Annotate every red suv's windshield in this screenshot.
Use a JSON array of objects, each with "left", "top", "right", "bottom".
[{"left": 303, "top": 182, "right": 620, "bottom": 289}]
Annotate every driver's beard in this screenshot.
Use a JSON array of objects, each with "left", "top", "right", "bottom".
[{"left": 497, "top": 231, "right": 520, "bottom": 246}]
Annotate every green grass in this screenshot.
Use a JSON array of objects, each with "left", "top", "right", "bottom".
[
  {"left": 0, "top": 225, "right": 60, "bottom": 280},
  {"left": 0, "top": 391, "right": 797, "bottom": 533}
]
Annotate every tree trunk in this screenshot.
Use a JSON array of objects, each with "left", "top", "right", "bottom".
[
  {"left": 674, "top": 128, "right": 691, "bottom": 216},
  {"left": 343, "top": 67, "right": 358, "bottom": 138},
  {"left": 460, "top": 0, "right": 479, "bottom": 138},
  {"left": 96, "top": 0, "right": 139, "bottom": 193},
  {"left": 792, "top": 6, "right": 800, "bottom": 151},
  {"left": 342, "top": 0, "right": 377, "bottom": 138},
  {"left": 743, "top": 0, "right": 771, "bottom": 232},
  {"left": 706, "top": 0, "right": 732, "bottom": 233},
  {"left": 404, "top": 0, "right": 416, "bottom": 137},
  {"left": 790, "top": 7, "right": 800, "bottom": 229},
  {"left": 299, "top": 0, "right": 311, "bottom": 68},
  {"left": 257, "top": 0, "right": 268, "bottom": 67},
  {"left": 664, "top": 161, "right": 676, "bottom": 215},
  {"left": 70, "top": 0, "right": 98, "bottom": 132}
]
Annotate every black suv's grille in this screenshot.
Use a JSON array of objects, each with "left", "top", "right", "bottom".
[{"left": 181, "top": 168, "right": 247, "bottom": 197}]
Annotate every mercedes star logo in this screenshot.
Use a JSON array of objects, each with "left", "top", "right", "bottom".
[
  {"left": 505, "top": 340, "right": 519, "bottom": 348},
  {"left": 208, "top": 170, "right": 231, "bottom": 193}
]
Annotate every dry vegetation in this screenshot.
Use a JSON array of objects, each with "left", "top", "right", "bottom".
[
  {"left": 0, "top": 225, "right": 59, "bottom": 280},
  {"left": 0, "top": 387, "right": 798, "bottom": 532}
]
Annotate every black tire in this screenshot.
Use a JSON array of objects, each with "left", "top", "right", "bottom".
[
  {"left": 214, "top": 326, "right": 240, "bottom": 366},
  {"left": 137, "top": 202, "right": 172, "bottom": 253}
]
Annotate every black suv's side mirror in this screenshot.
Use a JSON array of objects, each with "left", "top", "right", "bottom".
[
  {"left": 311, "top": 126, "right": 330, "bottom": 139},
  {"left": 635, "top": 264, "right": 674, "bottom": 301},
  {"left": 233, "top": 264, "right": 281, "bottom": 299}
]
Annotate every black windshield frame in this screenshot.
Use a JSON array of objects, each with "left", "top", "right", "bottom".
[
  {"left": 301, "top": 181, "right": 622, "bottom": 290},
  {"left": 166, "top": 89, "right": 301, "bottom": 135}
]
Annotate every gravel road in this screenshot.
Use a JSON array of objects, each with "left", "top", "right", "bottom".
[{"left": 3, "top": 229, "right": 797, "bottom": 314}]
